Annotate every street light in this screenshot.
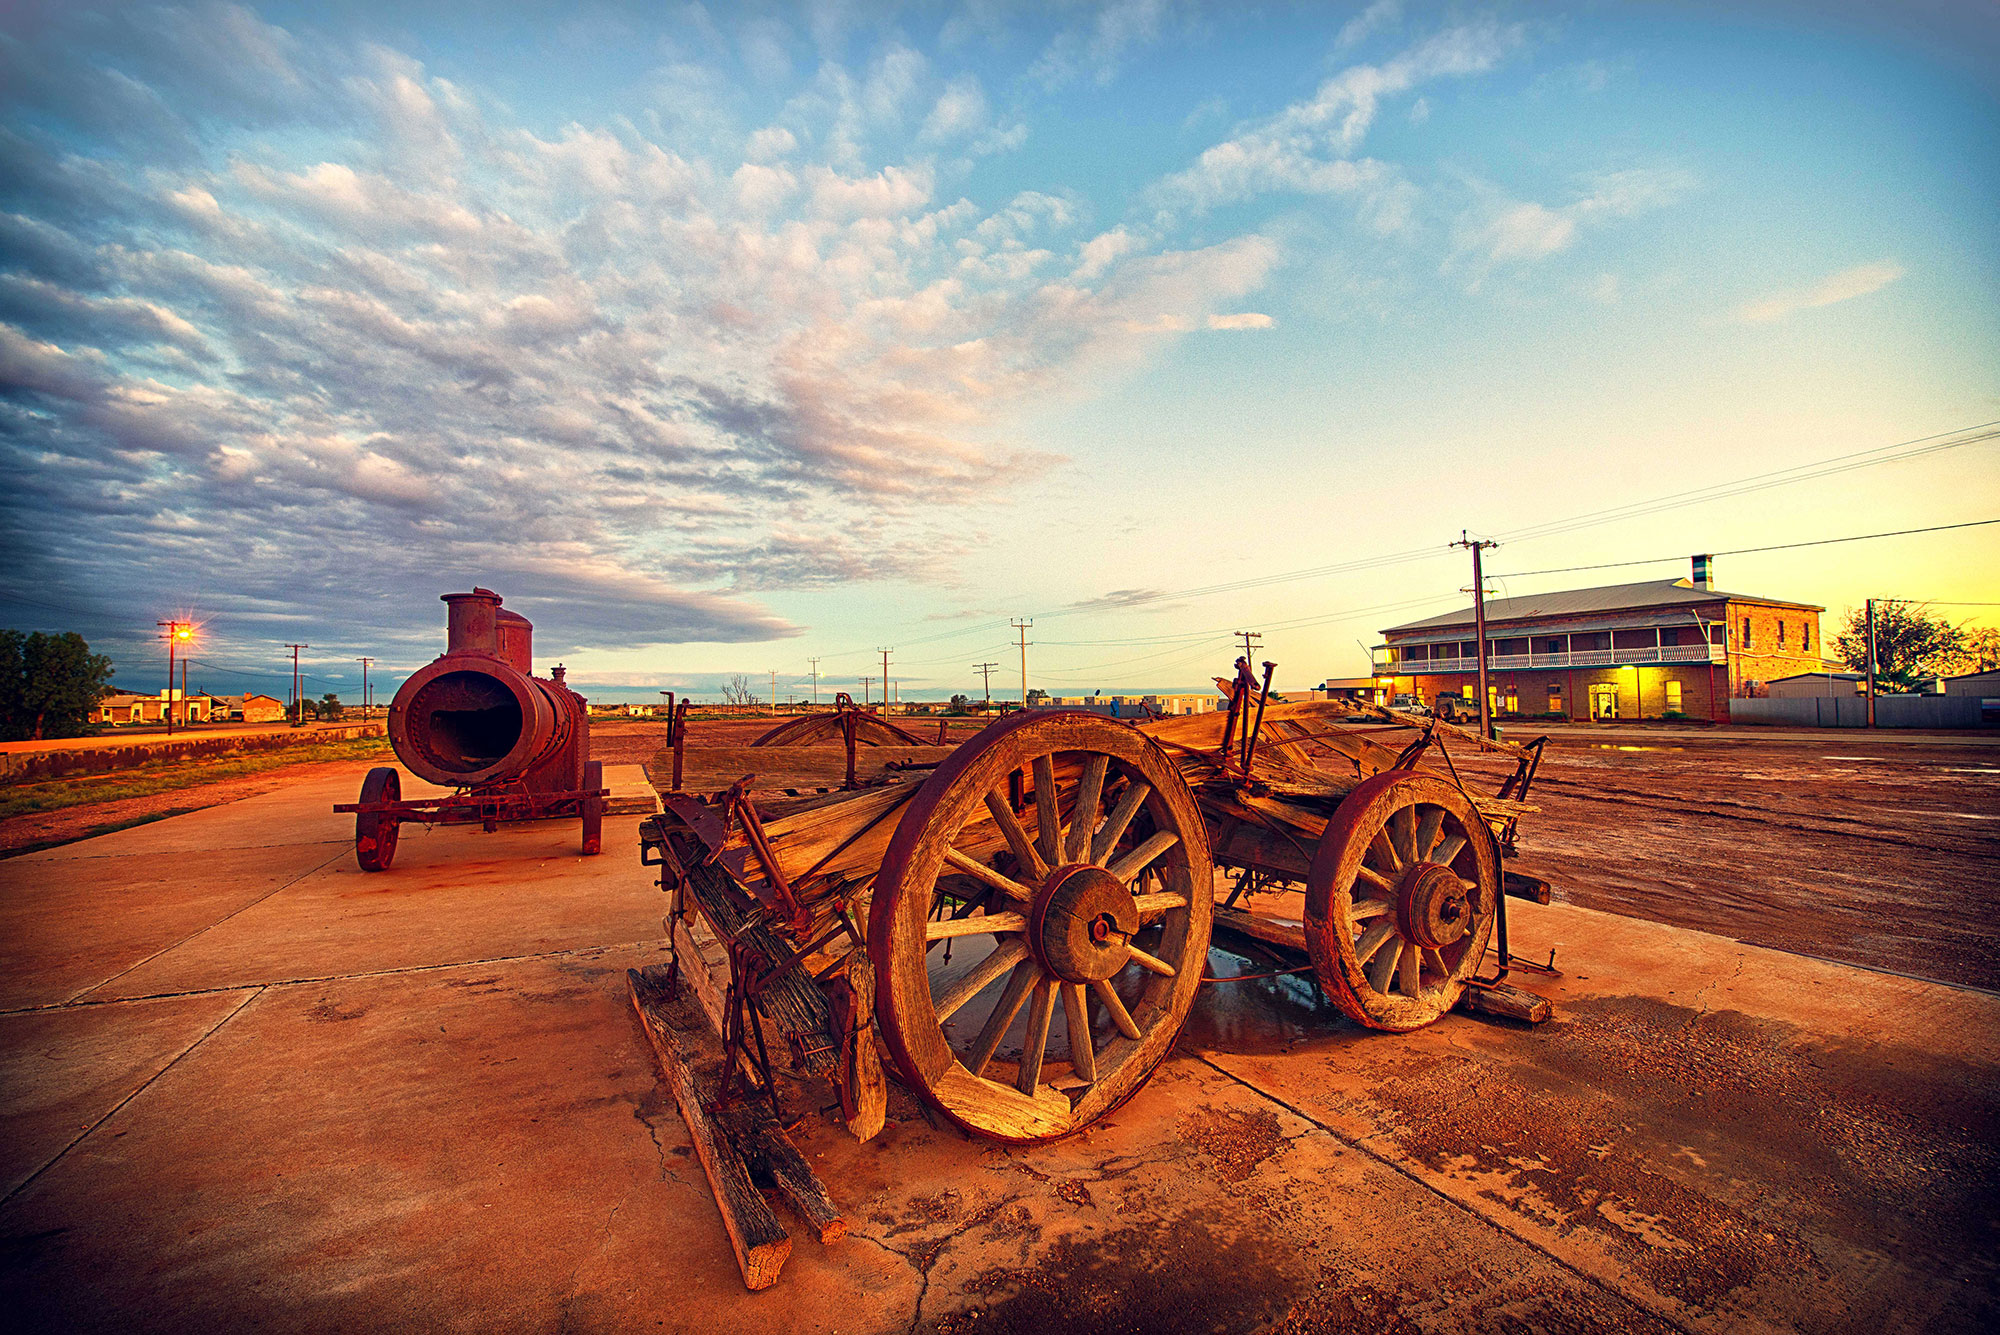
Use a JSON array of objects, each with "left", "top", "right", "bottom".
[{"left": 158, "top": 620, "right": 193, "bottom": 734}]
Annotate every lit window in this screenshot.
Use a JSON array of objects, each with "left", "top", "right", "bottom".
[{"left": 1665, "top": 680, "right": 1683, "bottom": 713}]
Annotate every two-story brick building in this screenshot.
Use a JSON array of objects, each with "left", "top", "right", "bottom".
[{"left": 1371, "top": 562, "right": 1824, "bottom": 722}]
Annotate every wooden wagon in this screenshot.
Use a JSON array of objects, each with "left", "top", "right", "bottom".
[{"left": 637, "top": 666, "right": 1549, "bottom": 1154}]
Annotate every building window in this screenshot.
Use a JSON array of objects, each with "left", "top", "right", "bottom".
[
  {"left": 1778, "top": 621, "right": 1786, "bottom": 648},
  {"left": 1548, "top": 684, "right": 1564, "bottom": 715},
  {"left": 1741, "top": 616, "right": 1751, "bottom": 649},
  {"left": 1589, "top": 684, "right": 1619, "bottom": 720},
  {"left": 1665, "top": 680, "right": 1683, "bottom": 713},
  {"left": 1804, "top": 623, "right": 1812, "bottom": 653}
]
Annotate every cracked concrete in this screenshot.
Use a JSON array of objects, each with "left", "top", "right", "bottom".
[{"left": 1, "top": 764, "right": 1994, "bottom": 1333}]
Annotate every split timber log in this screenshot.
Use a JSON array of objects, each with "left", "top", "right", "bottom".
[
  {"left": 1460, "top": 978, "right": 1553, "bottom": 1023},
  {"left": 627, "top": 966, "right": 794, "bottom": 1290}
]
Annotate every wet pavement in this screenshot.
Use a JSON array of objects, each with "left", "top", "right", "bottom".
[{"left": 1, "top": 763, "right": 1994, "bottom": 1333}]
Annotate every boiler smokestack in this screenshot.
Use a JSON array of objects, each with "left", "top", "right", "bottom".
[{"left": 1691, "top": 554, "right": 1714, "bottom": 590}]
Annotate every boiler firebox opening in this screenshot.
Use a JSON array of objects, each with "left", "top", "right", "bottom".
[{"left": 410, "top": 671, "right": 523, "bottom": 773}]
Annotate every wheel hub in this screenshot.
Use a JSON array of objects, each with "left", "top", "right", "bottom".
[
  {"left": 1029, "top": 863, "right": 1139, "bottom": 983},
  {"left": 1395, "top": 861, "right": 1475, "bottom": 950}
]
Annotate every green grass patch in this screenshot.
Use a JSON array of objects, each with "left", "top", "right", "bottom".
[{"left": 0, "top": 736, "right": 394, "bottom": 819}]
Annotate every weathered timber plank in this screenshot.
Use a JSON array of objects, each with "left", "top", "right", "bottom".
[
  {"left": 682, "top": 860, "right": 842, "bottom": 1077},
  {"left": 627, "top": 967, "right": 793, "bottom": 1291},
  {"left": 1213, "top": 904, "right": 1308, "bottom": 956}
]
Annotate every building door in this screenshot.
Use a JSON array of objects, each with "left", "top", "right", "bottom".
[{"left": 1589, "top": 684, "right": 1619, "bottom": 720}]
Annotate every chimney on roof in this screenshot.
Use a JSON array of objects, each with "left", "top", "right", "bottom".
[{"left": 1692, "top": 554, "right": 1714, "bottom": 590}]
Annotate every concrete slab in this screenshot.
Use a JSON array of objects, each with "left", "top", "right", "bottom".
[
  {"left": 0, "top": 988, "right": 256, "bottom": 1198},
  {"left": 600, "top": 762, "right": 658, "bottom": 816},
  {"left": 0, "top": 842, "right": 348, "bottom": 1010},
  {"left": 1188, "top": 896, "right": 2000, "bottom": 1335},
  {"left": 88, "top": 814, "right": 661, "bottom": 1001}
]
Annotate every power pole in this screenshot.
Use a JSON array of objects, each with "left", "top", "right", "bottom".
[
  {"left": 286, "top": 644, "right": 308, "bottom": 725},
  {"left": 860, "top": 676, "right": 872, "bottom": 706},
  {"left": 1864, "top": 598, "right": 1877, "bottom": 729},
  {"left": 1235, "top": 630, "right": 1263, "bottom": 665},
  {"left": 768, "top": 669, "right": 777, "bottom": 711},
  {"left": 879, "top": 648, "right": 893, "bottom": 712},
  {"left": 357, "top": 657, "right": 374, "bottom": 714},
  {"left": 974, "top": 661, "right": 998, "bottom": 704},
  {"left": 1012, "top": 619, "right": 1033, "bottom": 706},
  {"left": 158, "top": 620, "right": 190, "bottom": 734},
  {"left": 1452, "top": 531, "right": 1499, "bottom": 739},
  {"left": 808, "top": 656, "right": 821, "bottom": 706}
]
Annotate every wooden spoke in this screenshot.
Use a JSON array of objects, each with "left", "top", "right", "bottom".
[
  {"left": 1459, "top": 878, "right": 1480, "bottom": 894},
  {"left": 1422, "top": 947, "right": 1448, "bottom": 978},
  {"left": 1124, "top": 942, "right": 1176, "bottom": 978},
  {"left": 1061, "top": 983, "right": 1096, "bottom": 1082},
  {"left": 1355, "top": 864, "right": 1396, "bottom": 896},
  {"left": 1132, "top": 891, "right": 1188, "bottom": 919},
  {"left": 1353, "top": 918, "right": 1397, "bottom": 966},
  {"left": 1387, "top": 807, "right": 1416, "bottom": 866},
  {"left": 1364, "top": 934, "right": 1400, "bottom": 994},
  {"left": 942, "top": 847, "right": 1034, "bottom": 903},
  {"left": 926, "top": 911, "right": 1027, "bottom": 941},
  {"left": 1089, "top": 780, "right": 1152, "bottom": 865},
  {"left": 1414, "top": 805, "right": 1445, "bottom": 860},
  {"left": 1108, "top": 831, "right": 1179, "bottom": 885},
  {"left": 1017, "top": 979, "right": 1057, "bottom": 1094},
  {"left": 934, "top": 939, "right": 1030, "bottom": 1023},
  {"left": 1351, "top": 898, "right": 1392, "bottom": 920},
  {"left": 1369, "top": 829, "right": 1403, "bottom": 874},
  {"left": 966, "top": 958, "right": 1041, "bottom": 1077},
  {"left": 1396, "top": 940, "right": 1422, "bottom": 997},
  {"left": 983, "top": 790, "right": 1048, "bottom": 880},
  {"left": 1092, "top": 978, "right": 1142, "bottom": 1040},
  {"left": 1065, "top": 754, "right": 1109, "bottom": 862},
  {"left": 1431, "top": 832, "right": 1466, "bottom": 868},
  {"left": 1032, "top": 755, "right": 1062, "bottom": 869}
]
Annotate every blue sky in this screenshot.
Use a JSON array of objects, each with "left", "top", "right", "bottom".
[{"left": 1, "top": 1, "right": 1995, "bottom": 703}]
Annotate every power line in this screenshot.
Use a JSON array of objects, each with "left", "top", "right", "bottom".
[{"left": 1493, "top": 517, "right": 2000, "bottom": 579}]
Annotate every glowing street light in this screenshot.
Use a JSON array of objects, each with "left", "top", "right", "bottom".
[{"left": 158, "top": 620, "right": 194, "bottom": 735}]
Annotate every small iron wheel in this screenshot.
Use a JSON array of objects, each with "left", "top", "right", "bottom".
[
  {"left": 1303, "top": 769, "right": 1499, "bottom": 1032},
  {"left": 580, "top": 760, "right": 604, "bottom": 856},
  {"left": 355, "top": 766, "right": 401, "bottom": 873},
  {"left": 870, "top": 711, "right": 1212, "bottom": 1143}
]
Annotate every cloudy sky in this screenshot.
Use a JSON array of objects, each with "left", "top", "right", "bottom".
[{"left": 2, "top": 1, "right": 1995, "bottom": 703}]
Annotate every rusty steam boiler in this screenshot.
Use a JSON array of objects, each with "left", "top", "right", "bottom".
[{"left": 336, "top": 588, "right": 606, "bottom": 871}]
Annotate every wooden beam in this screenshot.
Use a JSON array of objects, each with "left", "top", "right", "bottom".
[
  {"left": 1459, "top": 978, "right": 1552, "bottom": 1024},
  {"left": 627, "top": 967, "right": 793, "bottom": 1290}
]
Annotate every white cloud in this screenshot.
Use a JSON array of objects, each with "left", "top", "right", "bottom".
[
  {"left": 1735, "top": 261, "right": 1906, "bottom": 324},
  {"left": 1207, "top": 312, "right": 1274, "bottom": 330},
  {"left": 920, "top": 75, "right": 989, "bottom": 143},
  {"left": 1031, "top": 0, "right": 1187, "bottom": 88},
  {"left": 1152, "top": 20, "right": 1521, "bottom": 216},
  {"left": 1337, "top": 1, "right": 1403, "bottom": 51},
  {"left": 1451, "top": 168, "right": 1696, "bottom": 282}
]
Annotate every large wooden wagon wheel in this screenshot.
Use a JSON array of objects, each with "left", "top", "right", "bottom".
[
  {"left": 1303, "top": 770, "right": 1499, "bottom": 1032},
  {"left": 870, "top": 711, "right": 1213, "bottom": 1142}
]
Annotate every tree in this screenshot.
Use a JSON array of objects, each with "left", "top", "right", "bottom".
[
  {"left": 0, "top": 629, "right": 116, "bottom": 741},
  {"left": 1025, "top": 688, "right": 1048, "bottom": 705},
  {"left": 317, "top": 693, "right": 342, "bottom": 721},
  {"left": 720, "top": 674, "right": 758, "bottom": 705},
  {"left": 948, "top": 694, "right": 971, "bottom": 714},
  {"left": 1961, "top": 627, "right": 2000, "bottom": 674},
  {"left": 1832, "top": 602, "right": 1967, "bottom": 691}
]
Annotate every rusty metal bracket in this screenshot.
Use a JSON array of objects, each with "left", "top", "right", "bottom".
[{"left": 722, "top": 781, "right": 815, "bottom": 935}]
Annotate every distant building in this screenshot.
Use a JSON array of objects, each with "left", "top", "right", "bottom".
[
  {"left": 1766, "top": 671, "right": 1864, "bottom": 698},
  {"left": 1371, "top": 560, "right": 1824, "bottom": 723},
  {"left": 238, "top": 693, "right": 286, "bottom": 723},
  {"left": 1943, "top": 668, "right": 2000, "bottom": 699}
]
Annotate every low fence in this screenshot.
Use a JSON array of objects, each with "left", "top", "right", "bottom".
[
  {"left": 1730, "top": 695, "right": 1991, "bottom": 729},
  {"left": 0, "top": 722, "right": 388, "bottom": 783}
]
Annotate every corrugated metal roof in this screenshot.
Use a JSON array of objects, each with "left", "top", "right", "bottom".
[{"left": 1383, "top": 578, "right": 1820, "bottom": 635}]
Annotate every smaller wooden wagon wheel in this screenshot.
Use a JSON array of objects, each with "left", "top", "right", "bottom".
[
  {"left": 580, "top": 759, "right": 604, "bottom": 856},
  {"left": 354, "top": 766, "right": 401, "bottom": 872},
  {"left": 1303, "top": 770, "right": 1499, "bottom": 1032},
  {"left": 871, "top": 711, "right": 1212, "bottom": 1143}
]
